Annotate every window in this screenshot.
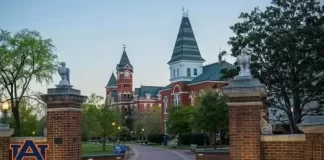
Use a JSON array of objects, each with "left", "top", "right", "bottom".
[
  {"left": 144, "top": 103, "right": 147, "bottom": 112},
  {"left": 176, "top": 69, "right": 179, "bottom": 77},
  {"left": 189, "top": 91, "right": 196, "bottom": 105},
  {"left": 194, "top": 68, "right": 198, "bottom": 76},
  {"left": 145, "top": 93, "right": 151, "bottom": 99},
  {"left": 163, "top": 97, "right": 168, "bottom": 113},
  {"left": 164, "top": 120, "right": 167, "bottom": 135},
  {"left": 173, "top": 70, "right": 176, "bottom": 78},
  {"left": 123, "top": 94, "right": 127, "bottom": 99},
  {"left": 173, "top": 93, "right": 180, "bottom": 106},
  {"left": 187, "top": 68, "right": 191, "bottom": 77},
  {"left": 125, "top": 107, "right": 128, "bottom": 112}
]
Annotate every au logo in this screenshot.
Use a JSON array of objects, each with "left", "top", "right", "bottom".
[{"left": 10, "top": 140, "right": 49, "bottom": 160}]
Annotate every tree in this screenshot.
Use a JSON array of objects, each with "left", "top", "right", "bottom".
[
  {"left": 167, "top": 105, "right": 197, "bottom": 145},
  {"left": 0, "top": 29, "right": 58, "bottom": 136},
  {"left": 195, "top": 91, "right": 228, "bottom": 149},
  {"left": 133, "top": 106, "right": 161, "bottom": 139},
  {"left": 228, "top": 0, "right": 324, "bottom": 133},
  {"left": 82, "top": 93, "right": 121, "bottom": 151},
  {"left": 8, "top": 100, "right": 38, "bottom": 136}
]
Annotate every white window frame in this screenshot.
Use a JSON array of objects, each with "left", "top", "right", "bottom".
[
  {"left": 173, "top": 93, "right": 180, "bottom": 106},
  {"left": 163, "top": 97, "right": 168, "bottom": 113}
]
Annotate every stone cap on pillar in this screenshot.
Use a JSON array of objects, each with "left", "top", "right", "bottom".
[
  {"left": 223, "top": 75, "right": 266, "bottom": 97},
  {"left": 0, "top": 124, "right": 14, "bottom": 137},
  {"left": 298, "top": 116, "right": 324, "bottom": 133}
]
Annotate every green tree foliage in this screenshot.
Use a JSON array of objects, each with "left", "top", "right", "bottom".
[
  {"left": 82, "top": 93, "right": 121, "bottom": 151},
  {"left": 195, "top": 91, "right": 228, "bottom": 149},
  {"left": 133, "top": 106, "right": 161, "bottom": 138},
  {"left": 0, "top": 29, "right": 58, "bottom": 136},
  {"left": 228, "top": 0, "right": 324, "bottom": 133},
  {"left": 8, "top": 100, "right": 38, "bottom": 136},
  {"left": 167, "top": 105, "right": 197, "bottom": 135}
]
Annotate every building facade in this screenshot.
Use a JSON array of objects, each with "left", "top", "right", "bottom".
[
  {"left": 105, "top": 11, "right": 236, "bottom": 133},
  {"left": 105, "top": 47, "right": 163, "bottom": 116},
  {"left": 159, "top": 11, "right": 235, "bottom": 134}
]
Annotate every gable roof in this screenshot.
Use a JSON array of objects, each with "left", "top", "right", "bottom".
[
  {"left": 117, "top": 50, "right": 133, "bottom": 69},
  {"left": 106, "top": 73, "right": 117, "bottom": 88},
  {"left": 134, "top": 85, "right": 164, "bottom": 97},
  {"left": 168, "top": 13, "right": 205, "bottom": 64},
  {"left": 188, "top": 61, "right": 235, "bottom": 84}
]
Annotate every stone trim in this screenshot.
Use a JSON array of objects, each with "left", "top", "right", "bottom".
[
  {"left": 261, "top": 134, "right": 305, "bottom": 142},
  {"left": 0, "top": 129, "right": 14, "bottom": 137},
  {"left": 47, "top": 107, "right": 83, "bottom": 112},
  {"left": 227, "top": 102, "right": 263, "bottom": 106},
  {"left": 10, "top": 137, "right": 47, "bottom": 143},
  {"left": 298, "top": 125, "right": 324, "bottom": 133}
]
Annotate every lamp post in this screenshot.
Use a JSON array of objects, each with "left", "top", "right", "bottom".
[
  {"left": 117, "top": 126, "right": 121, "bottom": 143},
  {"left": 141, "top": 128, "right": 144, "bottom": 144},
  {"left": 32, "top": 131, "right": 35, "bottom": 136},
  {"left": 1, "top": 101, "right": 9, "bottom": 124},
  {"left": 112, "top": 122, "right": 116, "bottom": 147}
]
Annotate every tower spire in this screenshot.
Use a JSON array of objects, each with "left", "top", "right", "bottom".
[
  {"left": 182, "top": 7, "right": 188, "bottom": 17},
  {"left": 123, "top": 44, "right": 126, "bottom": 51}
]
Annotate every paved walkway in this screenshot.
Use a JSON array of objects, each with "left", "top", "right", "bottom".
[{"left": 129, "top": 144, "right": 195, "bottom": 160}]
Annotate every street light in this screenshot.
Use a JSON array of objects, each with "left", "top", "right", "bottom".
[
  {"left": 112, "top": 122, "right": 116, "bottom": 147},
  {"left": 1, "top": 101, "right": 9, "bottom": 124},
  {"left": 32, "top": 131, "right": 35, "bottom": 136},
  {"left": 141, "top": 128, "right": 144, "bottom": 144},
  {"left": 117, "top": 126, "right": 121, "bottom": 142}
]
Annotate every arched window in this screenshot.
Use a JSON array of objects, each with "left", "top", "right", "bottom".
[
  {"left": 163, "top": 96, "right": 168, "bottom": 113},
  {"left": 189, "top": 91, "right": 196, "bottom": 105},
  {"left": 199, "top": 89, "right": 205, "bottom": 97}
]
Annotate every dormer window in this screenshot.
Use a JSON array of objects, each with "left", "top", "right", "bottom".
[
  {"left": 157, "top": 94, "right": 161, "bottom": 100},
  {"left": 194, "top": 68, "right": 198, "bottom": 76},
  {"left": 187, "top": 68, "right": 191, "bottom": 77},
  {"left": 145, "top": 93, "right": 151, "bottom": 99}
]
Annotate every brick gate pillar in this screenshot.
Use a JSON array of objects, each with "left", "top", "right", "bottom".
[
  {"left": 0, "top": 124, "right": 14, "bottom": 160},
  {"left": 223, "top": 76, "right": 267, "bottom": 160},
  {"left": 298, "top": 116, "right": 324, "bottom": 160},
  {"left": 41, "top": 85, "right": 87, "bottom": 160}
]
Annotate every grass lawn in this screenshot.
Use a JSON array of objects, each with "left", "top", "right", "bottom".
[{"left": 82, "top": 144, "right": 114, "bottom": 155}]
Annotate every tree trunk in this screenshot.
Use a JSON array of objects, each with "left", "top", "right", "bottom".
[
  {"left": 102, "top": 134, "right": 106, "bottom": 151},
  {"left": 12, "top": 105, "right": 20, "bottom": 136},
  {"left": 219, "top": 130, "right": 222, "bottom": 146},
  {"left": 214, "top": 131, "right": 217, "bottom": 150}
]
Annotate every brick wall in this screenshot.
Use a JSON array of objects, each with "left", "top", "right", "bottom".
[
  {"left": 47, "top": 110, "right": 82, "bottom": 160},
  {"left": 229, "top": 104, "right": 262, "bottom": 160},
  {"left": 261, "top": 135, "right": 306, "bottom": 160},
  {"left": 304, "top": 133, "right": 324, "bottom": 160},
  {"left": 0, "top": 137, "right": 10, "bottom": 160}
]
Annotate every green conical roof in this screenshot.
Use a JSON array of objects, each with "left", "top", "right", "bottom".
[
  {"left": 168, "top": 13, "right": 205, "bottom": 64},
  {"left": 117, "top": 50, "right": 133, "bottom": 69},
  {"left": 106, "top": 73, "right": 117, "bottom": 88}
]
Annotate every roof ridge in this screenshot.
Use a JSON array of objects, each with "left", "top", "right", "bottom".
[{"left": 140, "top": 85, "right": 165, "bottom": 88}]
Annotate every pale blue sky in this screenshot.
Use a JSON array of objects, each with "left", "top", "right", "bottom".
[{"left": 0, "top": 0, "right": 273, "bottom": 97}]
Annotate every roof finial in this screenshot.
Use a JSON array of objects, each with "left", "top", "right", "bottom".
[
  {"left": 123, "top": 44, "right": 126, "bottom": 51},
  {"left": 182, "top": 7, "right": 188, "bottom": 17},
  {"left": 218, "top": 47, "right": 222, "bottom": 62}
]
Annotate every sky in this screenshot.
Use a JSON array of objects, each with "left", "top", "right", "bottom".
[{"left": 0, "top": 0, "right": 307, "bottom": 97}]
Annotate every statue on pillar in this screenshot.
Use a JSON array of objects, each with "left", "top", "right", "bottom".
[
  {"left": 58, "top": 62, "right": 71, "bottom": 86},
  {"left": 237, "top": 48, "right": 252, "bottom": 77}
]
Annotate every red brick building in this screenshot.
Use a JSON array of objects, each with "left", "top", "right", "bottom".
[
  {"left": 105, "top": 46, "right": 163, "bottom": 115},
  {"left": 105, "top": 11, "right": 235, "bottom": 133},
  {"left": 159, "top": 11, "right": 235, "bottom": 134}
]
